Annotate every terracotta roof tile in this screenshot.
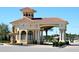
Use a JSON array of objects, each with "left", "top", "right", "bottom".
[
  {"left": 33, "top": 18, "right": 68, "bottom": 24},
  {"left": 11, "top": 17, "right": 68, "bottom": 25},
  {"left": 10, "top": 17, "right": 33, "bottom": 25},
  {"left": 20, "top": 7, "right": 36, "bottom": 12}
]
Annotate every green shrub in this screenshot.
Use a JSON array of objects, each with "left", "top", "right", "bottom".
[
  {"left": 65, "top": 41, "right": 69, "bottom": 45},
  {"left": 53, "top": 41, "right": 69, "bottom": 47},
  {"left": 58, "top": 42, "right": 65, "bottom": 46},
  {"left": 0, "top": 40, "right": 10, "bottom": 43},
  {"left": 53, "top": 41, "right": 59, "bottom": 47}
]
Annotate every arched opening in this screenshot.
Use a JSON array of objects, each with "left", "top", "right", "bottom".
[
  {"left": 28, "top": 31, "right": 33, "bottom": 43},
  {"left": 28, "top": 31, "right": 33, "bottom": 40},
  {"left": 21, "top": 31, "right": 26, "bottom": 40}
]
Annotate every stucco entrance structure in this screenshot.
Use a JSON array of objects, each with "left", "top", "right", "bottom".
[{"left": 10, "top": 7, "right": 68, "bottom": 45}]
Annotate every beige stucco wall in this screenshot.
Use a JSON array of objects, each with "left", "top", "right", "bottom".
[{"left": 12, "top": 19, "right": 67, "bottom": 44}]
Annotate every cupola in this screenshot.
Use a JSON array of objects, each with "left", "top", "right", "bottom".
[{"left": 20, "top": 7, "right": 36, "bottom": 19}]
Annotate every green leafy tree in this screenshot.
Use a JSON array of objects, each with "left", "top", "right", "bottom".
[
  {"left": 66, "top": 33, "right": 78, "bottom": 42},
  {"left": 0, "top": 23, "right": 10, "bottom": 43}
]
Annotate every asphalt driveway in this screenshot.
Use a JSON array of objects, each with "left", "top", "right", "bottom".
[{"left": 0, "top": 43, "right": 79, "bottom": 52}]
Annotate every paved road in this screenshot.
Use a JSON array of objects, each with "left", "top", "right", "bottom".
[{"left": 0, "top": 44, "right": 79, "bottom": 52}]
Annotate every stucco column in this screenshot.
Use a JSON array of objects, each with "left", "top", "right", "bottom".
[
  {"left": 25, "top": 30, "right": 28, "bottom": 44},
  {"left": 10, "top": 35, "right": 13, "bottom": 44},
  {"left": 40, "top": 30, "right": 43, "bottom": 43},
  {"left": 62, "top": 29, "right": 66, "bottom": 41},
  {"left": 16, "top": 35, "right": 17, "bottom": 40},
  {"left": 59, "top": 29, "right": 62, "bottom": 42},
  {"left": 16, "top": 31, "right": 19, "bottom": 43},
  {"left": 32, "top": 30, "right": 34, "bottom": 42},
  {"left": 59, "top": 29, "right": 66, "bottom": 42},
  {"left": 19, "top": 31, "right": 21, "bottom": 43},
  {"left": 45, "top": 29, "right": 48, "bottom": 39},
  {"left": 37, "top": 30, "right": 40, "bottom": 44},
  {"left": 35, "top": 30, "right": 37, "bottom": 41}
]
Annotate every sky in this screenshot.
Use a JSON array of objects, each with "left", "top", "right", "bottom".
[{"left": 0, "top": 7, "right": 79, "bottom": 35}]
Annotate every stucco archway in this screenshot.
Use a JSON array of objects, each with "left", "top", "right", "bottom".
[
  {"left": 21, "top": 31, "right": 26, "bottom": 40},
  {"left": 28, "top": 31, "right": 33, "bottom": 43},
  {"left": 28, "top": 31, "right": 33, "bottom": 40}
]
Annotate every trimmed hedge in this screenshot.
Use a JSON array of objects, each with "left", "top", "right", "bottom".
[
  {"left": 0, "top": 40, "right": 10, "bottom": 43},
  {"left": 65, "top": 41, "right": 69, "bottom": 45},
  {"left": 53, "top": 41, "right": 69, "bottom": 47},
  {"left": 53, "top": 42, "right": 59, "bottom": 47},
  {"left": 59, "top": 42, "right": 65, "bottom": 46}
]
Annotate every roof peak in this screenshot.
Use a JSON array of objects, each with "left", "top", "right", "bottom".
[{"left": 20, "top": 7, "right": 36, "bottom": 12}]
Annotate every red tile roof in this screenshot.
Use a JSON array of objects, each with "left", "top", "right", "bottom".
[
  {"left": 11, "top": 7, "right": 68, "bottom": 25},
  {"left": 20, "top": 7, "right": 36, "bottom": 12},
  {"left": 33, "top": 18, "right": 68, "bottom": 24},
  {"left": 11, "top": 17, "right": 68, "bottom": 25}
]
